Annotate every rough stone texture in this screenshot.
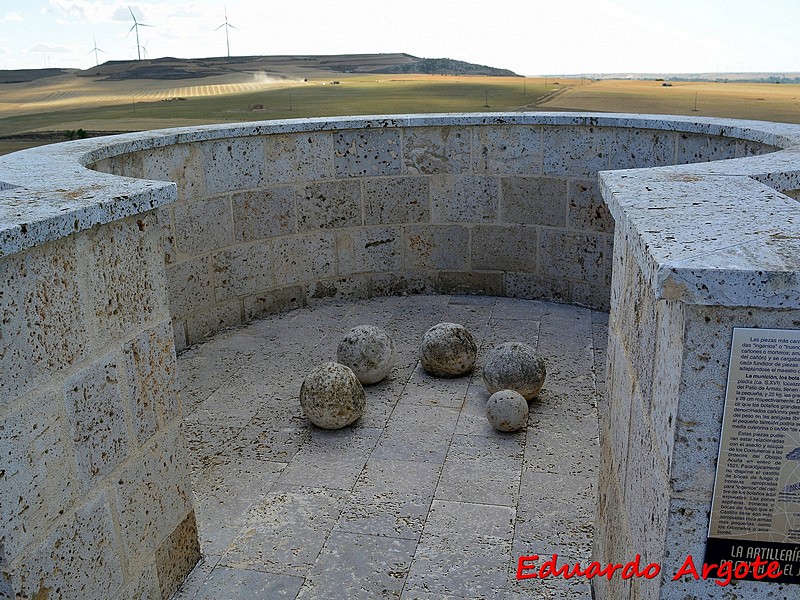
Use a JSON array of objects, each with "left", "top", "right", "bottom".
[
  {"left": 300, "top": 362, "right": 366, "bottom": 429},
  {"left": 482, "top": 342, "right": 547, "bottom": 400},
  {"left": 155, "top": 510, "right": 202, "bottom": 600},
  {"left": 232, "top": 187, "right": 296, "bottom": 242},
  {"left": 337, "top": 325, "right": 397, "bottom": 385},
  {"left": 420, "top": 322, "right": 477, "bottom": 377},
  {"left": 486, "top": 389, "right": 529, "bottom": 432}
]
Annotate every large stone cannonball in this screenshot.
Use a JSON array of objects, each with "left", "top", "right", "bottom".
[
  {"left": 486, "top": 390, "right": 529, "bottom": 432},
  {"left": 299, "top": 362, "right": 366, "bottom": 429},
  {"left": 420, "top": 322, "right": 477, "bottom": 377},
  {"left": 482, "top": 342, "right": 546, "bottom": 400},
  {"left": 337, "top": 325, "right": 396, "bottom": 385}
]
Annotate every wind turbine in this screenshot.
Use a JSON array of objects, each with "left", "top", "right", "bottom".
[
  {"left": 139, "top": 39, "right": 151, "bottom": 59},
  {"left": 127, "top": 7, "right": 153, "bottom": 61},
  {"left": 215, "top": 8, "right": 237, "bottom": 58},
  {"left": 89, "top": 36, "right": 104, "bottom": 66}
]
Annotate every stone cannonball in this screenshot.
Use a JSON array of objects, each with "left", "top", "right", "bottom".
[
  {"left": 299, "top": 362, "right": 366, "bottom": 429},
  {"left": 420, "top": 322, "right": 477, "bottom": 377},
  {"left": 337, "top": 325, "right": 397, "bottom": 385},
  {"left": 486, "top": 390, "right": 529, "bottom": 432},
  {"left": 482, "top": 342, "right": 546, "bottom": 400}
]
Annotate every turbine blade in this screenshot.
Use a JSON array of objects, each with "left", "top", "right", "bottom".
[
  {"left": 128, "top": 6, "right": 136, "bottom": 22},
  {"left": 229, "top": 23, "right": 238, "bottom": 30},
  {"left": 215, "top": 23, "right": 225, "bottom": 31}
]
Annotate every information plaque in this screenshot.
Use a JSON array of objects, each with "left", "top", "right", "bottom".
[{"left": 707, "top": 328, "right": 800, "bottom": 583}]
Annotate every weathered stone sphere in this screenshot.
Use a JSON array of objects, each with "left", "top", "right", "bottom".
[
  {"left": 299, "top": 362, "right": 365, "bottom": 429},
  {"left": 337, "top": 325, "right": 396, "bottom": 385},
  {"left": 482, "top": 342, "right": 546, "bottom": 400},
  {"left": 420, "top": 322, "right": 477, "bottom": 377},
  {"left": 486, "top": 390, "right": 529, "bottom": 432}
]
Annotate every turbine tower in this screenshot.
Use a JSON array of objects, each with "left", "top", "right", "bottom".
[
  {"left": 215, "top": 8, "right": 237, "bottom": 58},
  {"left": 127, "top": 7, "right": 153, "bottom": 61},
  {"left": 89, "top": 37, "right": 104, "bottom": 67}
]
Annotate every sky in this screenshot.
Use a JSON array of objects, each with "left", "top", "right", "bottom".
[{"left": 0, "top": 0, "right": 798, "bottom": 75}]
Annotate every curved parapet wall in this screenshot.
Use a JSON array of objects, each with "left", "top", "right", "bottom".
[{"left": 2, "top": 113, "right": 800, "bottom": 600}]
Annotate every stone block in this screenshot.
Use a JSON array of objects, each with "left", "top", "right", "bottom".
[
  {"left": 173, "top": 196, "right": 234, "bottom": 256},
  {"left": 337, "top": 226, "right": 402, "bottom": 276},
  {"left": 4, "top": 493, "right": 124, "bottom": 600},
  {"left": 123, "top": 319, "right": 181, "bottom": 445},
  {"left": 172, "top": 319, "right": 188, "bottom": 353},
  {"left": 155, "top": 510, "right": 201, "bottom": 600},
  {"left": 232, "top": 187, "right": 296, "bottom": 242},
  {"left": 504, "top": 272, "right": 571, "bottom": 303},
  {"left": 608, "top": 128, "right": 677, "bottom": 170},
  {"left": 78, "top": 212, "right": 168, "bottom": 344},
  {"left": 363, "top": 177, "right": 429, "bottom": 224},
  {"left": 167, "top": 256, "right": 214, "bottom": 317},
  {"left": 184, "top": 299, "right": 243, "bottom": 344},
  {"left": 306, "top": 274, "right": 372, "bottom": 303},
  {"left": 202, "top": 137, "right": 265, "bottom": 194},
  {"left": 64, "top": 352, "right": 131, "bottom": 486},
  {"left": 438, "top": 271, "right": 504, "bottom": 296},
  {"left": 142, "top": 143, "right": 206, "bottom": 201},
  {"left": 0, "top": 389, "right": 76, "bottom": 561},
  {"left": 264, "top": 132, "right": 334, "bottom": 183},
  {"left": 334, "top": 129, "right": 403, "bottom": 177},
  {"left": 570, "top": 280, "right": 611, "bottom": 311},
  {"left": 472, "top": 125, "right": 542, "bottom": 174},
  {"left": 212, "top": 242, "right": 273, "bottom": 301},
  {"left": 98, "top": 151, "right": 145, "bottom": 178},
  {"left": 403, "top": 225, "right": 470, "bottom": 271},
  {"left": 542, "top": 125, "right": 612, "bottom": 177},
  {"left": 115, "top": 428, "right": 194, "bottom": 559},
  {"left": 471, "top": 224, "right": 537, "bottom": 272},
  {"left": 296, "top": 180, "right": 362, "bottom": 231},
  {"left": 676, "top": 133, "right": 739, "bottom": 165},
  {"left": 403, "top": 126, "right": 471, "bottom": 174},
  {"left": 369, "top": 271, "right": 439, "bottom": 297},
  {"left": 270, "top": 232, "right": 336, "bottom": 286},
  {"left": 500, "top": 176, "right": 568, "bottom": 227},
  {"left": 243, "top": 285, "right": 305, "bottom": 321},
  {"left": 539, "top": 228, "right": 606, "bottom": 285},
  {"left": 0, "top": 236, "right": 89, "bottom": 403},
  {"left": 430, "top": 175, "right": 498, "bottom": 223},
  {"left": 567, "top": 179, "right": 614, "bottom": 233}
]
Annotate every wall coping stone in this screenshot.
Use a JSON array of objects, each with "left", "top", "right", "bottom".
[{"left": 3, "top": 112, "right": 800, "bottom": 309}]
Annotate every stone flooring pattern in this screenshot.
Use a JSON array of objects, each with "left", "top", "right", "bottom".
[{"left": 173, "top": 295, "right": 608, "bottom": 599}]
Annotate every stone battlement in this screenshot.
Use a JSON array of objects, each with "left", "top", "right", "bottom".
[{"left": 2, "top": 113, "right": 799, "bottom": 599}]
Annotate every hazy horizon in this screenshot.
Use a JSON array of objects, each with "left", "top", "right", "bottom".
[{"left": 1, "top": 1, "right": 798, "bottom": 76}]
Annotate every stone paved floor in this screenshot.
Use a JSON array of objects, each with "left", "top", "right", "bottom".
[{"left": 173, "top": 295, "right": 608, "bottom": 600}]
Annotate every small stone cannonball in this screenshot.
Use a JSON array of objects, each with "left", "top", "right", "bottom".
[
  {"left": 486, "top": 390, "right": 529, "bottom": 432},
  {"left": 337, "top": 325, "right": 397, "bottom": 385},
  {"left": 420, "top": 322, "right": 477, "bottom": 377},
  {"left": 482, "top": 342, "right": 546, "bottom": 400},
  {"left": 299, "top": 362, "right": 366, "bottom": 429}
]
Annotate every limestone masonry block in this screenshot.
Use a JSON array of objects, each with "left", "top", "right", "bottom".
[
  {"left": 334, "top": 129, "right": 403, "bottom": 177},
  {"left": 403, "top": 126, "right": 471, "bottom": 174},
  {"left": 567, "top": 179, "right": 614, "bottom": 233},
  {"left": 608, "top": 128, "right": 677, "bottom": 170},
  {"left": 212, "top": 241, "right": 273, "bottom": 301},
  {"left": 142, "top": 143, "right": 206, "bottom": 201},
  {"left": 543, "top": 125, "right": 613, "bottom": 177},
  {"left": 471, "top": 224, "right": 537, "bottom": 273},
  {"left": 232, "top": 187, "right": 296, "bottom": 242},
  {"left": 363, "top": 177, "right": 429, "bottom": 225},
  {"left": 155, "top": 510, "right": 202, "bottom": 600},
  {"left": 539, "top": 228, "right": 606, "bottom": 285},
  {"left": 64, "top": 352, "right": 131, "bottom": 487},
  {"left": 202, "top": 137, "right": 265, "bottom": 193},
  {"left": 430, "top": 175, "right": 498, "bottom": 223},
  {"left": 264, "top": 132, "right": 334, "bottom": 183},
  {"left": 123, "top": 320, "right": 180, "bottom": 444},
  {"left": 337, "top": 226, "right": 403, "bottom": 276},
  {"left": 500, "top": 176, "right": 568, "bottom": 227},
  {"left": 0, "top": 236, "right": 89, "bottom": 403},
  {"left": 166, "top": 256, "right": 214, "bottom": 317},
  {"left": 296, "top": 179, "right": 362, "bottom": 231},
  {"left": 173, "top": 196, "right": 234, "bottom": 256},
  {"left": 271, "top": 232, "right": 336, "bottom": 286},
  {"left": 5, "top": 493, "right": 124, "bottom": 600},
  {"left": 0, "top": 389, "right": 76, "bottom": 561},
  {"left": 243, "top": 285, "right": 305, "bottom": 321},
  {"left": 404, "top": 225, "right": 470, "bottom": 271},
  {"left": 472, "top": 125, "right": 542, "bottom": 175}
]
